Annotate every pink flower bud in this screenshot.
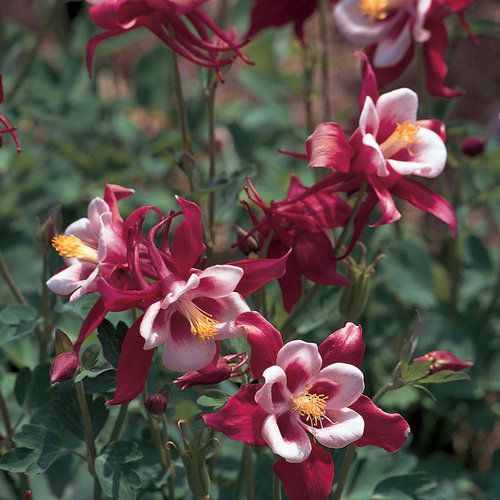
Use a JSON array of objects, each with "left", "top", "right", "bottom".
[
  {"left": 460, "top": 136, "right": 487, "bottom": 157},
  {"left": 413, "top": 350, "right": 473, "bottom": 373},
  {"left": 175, "top": 353, "right": 248, "bottom": 390},
  {"left": 144, "top": 393, "right": 168, "bottom": 415},
  {"left": 50, "top": 352, "right": 79, "bottom": 383}
]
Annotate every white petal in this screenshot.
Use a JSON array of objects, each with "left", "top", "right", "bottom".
[
  {"left": 46, "top": 261, "right": 94, "bottom": 296},
  {"left": 65, "top": 217, "right": 97, "bottom": 246},
  {"left": 362, "top": 133, "right": 389, "bottom": 176},
  {"left": 306, "top": 408, "right": 365, "bottom": 449},
  {"left": 255, "top": 365, "right": 291, "bottom": 414},
  {"left": 87, "top": 197, "right": 110, "bottom": 234},
  {"left": 262, "top": 413, "right": 312, "bottom": 463},
  {"left": 69, "top": 267, "right": 99, "bottom": 302},
  {"left": 359, "top": 96, "right": 379, "bottom": 136},
  {"left": 373, "top": 22, "right": 412, "bottom": 68},
  {"left": 140, "top": 301, "right": 168, "bottom": 349},
  {"left": 376, "top": 88, "right": 418, "bottom": 129},
  {"left": 192, "top": 265, "right": 244, "bottom": 298}
]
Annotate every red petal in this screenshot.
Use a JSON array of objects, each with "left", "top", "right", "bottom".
[
  {"left": 391, "top": 178, "right": 457, "bottom": 236},
  {"left": 354, "top": 51, "right": 379, "bottom": 110},
  {"left": 203, "top": 384, "right": 267, "bottom": 446},
  {"left": 104, "top": 184, "right": 134, "bottom": 225},
  {"left": 107, "top": 316, "right": 154, "bottom": 406},
  {"left": 366, "top": 43, "right": 414, "bottom": 90},
  {"left": 73, "top": 299, "right": 107, "bottom": 354},
  {"left": 351, "top": 395, "right": 410, "bottom": 452},
  {"left": 236, "top": 311, "right": 283, "bottom": 379},
  {"left": 306, "top": 122, "right": 353, "bottom": 172},
  {"left": 319, "top": 323, "right": 365, "bottom": 368},
  {"left": 171, "top": 196, "right": 206, "bottom": 277},
  {"left": 229, "top": 251, "right": 289, "bottom": 297},
  {"left": 272, "top": 440, "right": 334, "bottom": 500}
]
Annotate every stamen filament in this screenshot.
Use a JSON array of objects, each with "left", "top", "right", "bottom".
[
  {"left": 379, "top": 120, "right": 421, "bottom": 158},
  {"left": 359, "top": 0, "right": 401, "bottom": 21},
  {"left": 290, "top": 388, "right": 329, "bottom": 427},
  {"left": 180, "top": 301, "right": 219, "bottom": 342}
]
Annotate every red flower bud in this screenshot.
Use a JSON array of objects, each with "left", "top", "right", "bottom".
[
  {"left": 50, "top": 352, "right": 79, "bottom": 383},
  {"left": 460, "top": 136, "right": 487, "bottom": 157},
  {"left": 144, "top": 393, "right": 168, "bottom": 415},
  {"left": 175, "top": 353, "right": 248, "bottom": 390},
  {"left": 24, "top": 491, "right": 32, "bottom": 500},
  {"left": 413, "top": 350, "right": 473, "bottom": 373}
]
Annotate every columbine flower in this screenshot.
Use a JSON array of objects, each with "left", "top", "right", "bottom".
[
  {"left": 86, "top": 0, "right": 251, "bottom": 80},
  {"left": 96, "top": 196, "right": 288, "bottom": 405},
  {"left": 334, "top": 0, "right": 477, "bottom": 97},
  {"left": 237, "top": 175, "right": 351, "bottom": 312},
  {"left": 286, "top": 53, "right": 457, "bottom": 253},
  {"left": 0, "top": 74, "right": 21, "bottom": 153},
  {"left": 46, "top": 184, "right": 133, "bottom": 302},
  {"left": 204, "top": 313, "right": 410, "bottom": 499}
]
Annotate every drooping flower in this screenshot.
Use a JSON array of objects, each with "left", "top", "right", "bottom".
[
  {"left": 96, "top": 196, "right": 288, "bottom": 404},
  {"left": 47, "top": 184, "right": 133, "bottom": 303},
  {"left": 0, "top": 74, "right": 21, "bottom": 153},
  {"left": 86, "top": 0, "right": 251, "bottom": 80},
  {"left": 334, "top": 0, "right": 477, "bottom": 98},
  {"left": 204, "top": 313, "right": 410, "bottom": 499},
  {"left": 285, "top": 53, "right": 457, "bottom": 254},
  {"left": 236, "top": 175, "right": 351, "bottom": 312}
]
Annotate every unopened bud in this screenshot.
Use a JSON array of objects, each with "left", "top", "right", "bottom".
[
  {"left": 144, "top": 393, "right": 168, "bottom": 415},
  {"left": 413, "top": 350, "right": 473, "bottom": 373},
  {"left": 460, "top": 136, "right": 487, "bottom": 157},
  {"left": 50, "top": 351, "right": 79, "bottom": 384},
  {"left": 340, "top": 245, "right": 384, "bottom": 322},
  {"left": 37, "top": 205, "right": 62, "bottom": 249}
]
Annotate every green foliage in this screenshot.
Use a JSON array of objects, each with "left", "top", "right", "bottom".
[{"left": 0, "top": 304, "right": 39, "bottom": 347}]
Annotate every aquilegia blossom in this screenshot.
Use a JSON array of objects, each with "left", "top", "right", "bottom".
[
  {"left": 334, "top": 0, "right": 477, "bottom": 97},
  {"left": 236, "top": 175, "right": 351, "bottom": 312},
  {"left": 204, "top": 313, "right": 410, "bottom": 499},
  {"left": 86, "top": 0, "right": 251, "bottom": 79}
]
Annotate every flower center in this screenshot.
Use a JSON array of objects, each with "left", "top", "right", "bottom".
[
  {"left": 379, "top": 120, "right": 421, "bottom": 158},
  {"left": 359, "top": 0, "right": 400, "bottom": 21},
  {"left": 52, "top": 234, "right": 99, "bottom": 263},
  {"left": 179, "top": 301, "right": 219, "bottom": 342},
  {"left": 290, "top": 388, "right": 329, "bottom": 427}
]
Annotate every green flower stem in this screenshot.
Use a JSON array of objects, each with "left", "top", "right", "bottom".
[
  {"left": 332, "top": 380, "right": 396, "bottom": 500},
  {"left": 108, "top": 403, "right": 129, "bottom": 443},
  {"left": 301, "top": 46, "right": 315, "bottom": 133},
  {"left": 206, "top": 71, "right": 218, "bottom": 248},
  {"left": 0, "top": 388, "right": 13, "bottom": 441},
  {"left": 75, "top": 380, "right": 101, "bottom": 500},
  {"left": 39, "top": 251, "right": 54, "bottom": 364},
  {"left": 244, "top": 445, "right": 255, "bottom": 500},
  {"left": 161, "top": 414, "right": 177, "bottom": 500},
  {"left": 0, "top": 252, "right": 29, "bottom": 306}
]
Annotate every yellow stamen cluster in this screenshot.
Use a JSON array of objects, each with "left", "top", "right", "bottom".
[
  {"left": 290, "top": 388, "right": 329, "bottom": 427},
  {"left": 359, "top": 0, "right": 391, "bottom": 20},
  {"left": 379, "top": 120, "right": 421, "bottom": 158},
  {"left": 181, "top": 302, "right": 219, "bottom": 342},
  {"left": 52, "top": 234, "right": 99, "bottom": 263}
]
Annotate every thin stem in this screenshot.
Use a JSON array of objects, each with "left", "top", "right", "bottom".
[
  {"left": 7, "top": 0, "right": 60, "bottom": 102},
  {"left": 142, "top": 392, "right": 170, "bottom": 469},
  {"left": 301, "top": 46, "right": 315, "bottom": 133},
  {"left": 161, "top": 414, "right": 176, "bottom": 500},
  {"left": 318, "top": 0, "right": 332, "bottom": 121},
  {"left": 0, "top": 388, "right": 13, "bottom": 440},
  {"left": 0, "top": 252, "right": 28, "bottom": 305},
  {"left": 75, "top": 380, "right": 101, "bottom": 500},
  {"left": 244, "top": 445, "right": 255, "bottom": 500},
  {"left": 273, "top": 472, "right": 282, "bottom": 500},
  {"left": 416, "top": 44, "right": 431, "bottom": 118},
  {"left": 109, "top": 403, "right": 129, "bottom": 442},
  {"left": 39, "top": 252, "right": 53, "bottom": 363},
  {"left": 207, "top": 71, "right": 218, "bottom": 247}
]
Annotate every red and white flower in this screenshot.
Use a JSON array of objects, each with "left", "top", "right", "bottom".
[
  {"left": 334, "top": 0, "right": 477, "bottom": 98},
  {"left": 47, "top": 184, "right": 133, "bottom": 302},
  {"left": 204, "top": 314, "right": 410, "bottom": 499}
]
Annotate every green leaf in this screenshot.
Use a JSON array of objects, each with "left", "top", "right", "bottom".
[
  {"left": 0, "top": 425, "right": 69, "bottom": 474},
  {"left": 23, "top": 364, "right": 53, "bottom": 408},
  {"left": 372, "top": 473, "right": 437, "bottom": 499},
  {"left": 196, "top": 389, "right": 229, "bottom": 411},
  {"left": 97, "top": 319, "right": 127, "bottom": 368},
  {"left": 400, "top": 361, "right": 432, "bottom": 384},
  {"left": 95, "top": 441, "right": 143, "bottom": 500},
  {"left": 417, "top": 370, "right": 470, "bottom": 385},
  {"left": 75, "top": 344, "right": 113, "bottom": 382},
  {"left": 0, "top": 304, "right": 39, "bottom": 346},
  {"left": 14, "top": 367, "right": 32, "bottom": 406}
]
